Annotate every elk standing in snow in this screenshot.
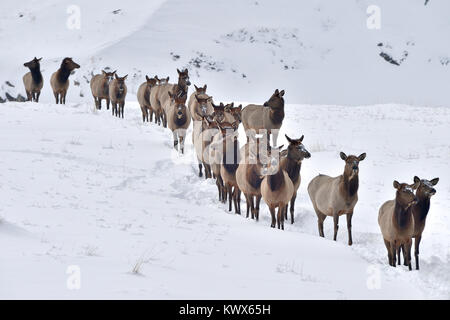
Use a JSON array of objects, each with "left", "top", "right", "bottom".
[
  {"left": 50, "top": 57, "right": 80, "bottom": 104},
  {"left": 378, "top": 180, "right": 419, "bottom": 269},
  {"left": 260, "top": 145, "right": 293, "bottom": 230},
  {"left": 23, "top": 57, "right": 43, "bottom": 102},
  {"left": 109, "top": 73, "right": 128, "bottom": 118},
  {"left": 307, "top": 152, "right": 366, "bottom": 245},
  {"left": 90, "top": 70, "right": 116, "bottom": 110},
  {"left": 241, "top": 89, "right": 285, "bottom": 146},
  {"left": 165, "top": 91, "right": 191, "bottom": 154},
  {"left": 137, "top": 75, "right": 158, "bottom": 122},
  {"left": 280, "top": 134, "right": 311, "bottom": 224}
]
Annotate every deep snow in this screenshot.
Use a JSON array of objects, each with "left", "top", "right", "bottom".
[{"left": 0, "top": 101, "right": 448, "bottom": 299}]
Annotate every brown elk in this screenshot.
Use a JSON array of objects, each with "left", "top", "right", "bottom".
[
  {"left": 109, "top": 74, "right": 128, "bottom": 118},
  {"left": 210, "top": 121, "right": 241, "bottom": 213},
  {"left": 193, "top": 115, "right": 218, "bottom": 178},
  {"left": 241, "top": 89, "right": 285, "bottom": 146},
  {"left": 90, "top": 70, "right": 116, "bottom": 110},
  {"left": 236, "top": 136, "right": 267, "bottom": 220},
  {"left": 280, "top": 134, "right": 311, "bottom": 224},
  {"left": 400, "top": 176, "right": 439, "bottom": 270},
  {"left": 378, "top": 180, "right": 419, "bottom": 269},
  {"left": 137, "top": 75, "right": 158, "bottom": 122},
  {"left": 211, "top": 102, "right": 235, "bottom": 123},
  {"left": 260, "top": 145, "right": 293, "bottom": 230},
  {"left": 308, "top": 152, "right": 366, "bottom": 245},
  {"left": 23, "top": 57, "right": 43, "bottom": 102},
  {"left": 50, "top": 57, "right": 80, "bottom": 104},
  {"left": 188, "top": 84, "right": 207, "bottom": 111},
  {"left": 166, "top": 91, "right": 191, "bottom": 154},
  {"left": 150, "top": 69, "right": 191, "bottom": 128}
]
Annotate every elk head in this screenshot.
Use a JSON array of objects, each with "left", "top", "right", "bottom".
[
  {"left": 393, "top": 180, "right": 419, "bottom": 209},
  {"left": 114, "top": 74, "right": 128, "bottom": 94},
  {"left": 413, "top": 176, "right": 439, "bottom": 199},
  {"left": 285, "top": 134, "right": 311, "bottom": 163},
  {"left": 61, "top": 57, "right": 80, "bottom": 71},
  {"left": 195, "top": 94, "right": 213, "bottom": 117},
  {"left": 102, "top": 70, "right": 116, "bottom": 82},
  {"left": 194, "top": 84, "right": 207, "bottom": 95},
  {"left": 145, "top": 75, "right": 158, "bottom": 88},
  {"left": 263, "top": 89, "right": 285, "bottom": 109},
  {"left": 177, "top": 68, "right": 191, "bottom": 87},
  {"left": 260, "top": 145, "right": 284, "bottom": 176},
  {"left": 168, "top": 91, "right": 187, "bottom": 120},
  {"left": 340, "top": 152, "right": 366, "bottom": 178},
  {"left": 24, "top": 57, "right": 42, "bottom": 69}
]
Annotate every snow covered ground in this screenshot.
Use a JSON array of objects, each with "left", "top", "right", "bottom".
[
  {"left": 0, "top": 101, "right": 448, "bottom": 299},
  {"left": 0, "top": 0, "right": 449, "bottom": 300}
]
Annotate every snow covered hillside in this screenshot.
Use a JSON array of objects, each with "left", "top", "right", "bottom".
[
  {"left": 0, "top": 101, "right": 448, "bottom": 299},
  {"left": 0, "top": 0, "right": 449, "bottom": 106}
]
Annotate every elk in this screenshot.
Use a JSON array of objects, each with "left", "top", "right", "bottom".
[
  {"left": 241, "top": 89, "right": 285, "bottom": 146},
  {"left": 109, "top": 74, "right": 128, "bottom": 118},
  {"left": 211, "top": 102, "right": 235, "bottom": 123},
  {"left": 188, "top": 84, "right": 207, "bottom": 110},
  {"left": 150, "top": 69, "right": 190, "bottom": 128},
  {"left": 189, "top": 93, "right": 213, "bottom": 123},
  {"left": 210, "top": 121, "right": 241, "bottom": 213},
  {"left": 137, "top": 75, "right": 158, "bottom": 122},
  {"left": 280, "top": 134, "right": 311, "bottom": 224},
  {"left": 401, "top": 176, "right": 439, "bottom": 270},
  {"left": 23, "top": 57, "right": 43, "bottom": 102},
  {"left": 165, "top": 91, "right": 191, "bottom": 154},
  {"left": 50, "top": 57, "right": 80, "bottom": 104},
  {"left": 378, "top": 180, "right": 419, "bottom": 269},
  {"left": 236, "top": 136, "right": 267, "bottom": 220},
  {"left": 90, "top": 70, "right": 116, "bottom": 110},
  {"left": 260, "top": 145, "right": 293, "bottom": 230},
  {"left": 307, "top": 152, "right": 366, "bottom": 245},
  {"left": 193, "top": 115, "right": 218, "bottom": 178}
]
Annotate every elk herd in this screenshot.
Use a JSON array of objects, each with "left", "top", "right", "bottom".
[{"left": 21, "top": 57, "right": 439, "bottom": 271}]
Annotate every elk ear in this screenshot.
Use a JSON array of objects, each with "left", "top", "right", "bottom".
[
  {"left": 393, "top": 180, "right": 400, "bottom": 189},
  {"left": 358, "top": 153, "right": 366, "bottom": 161},
  {"left": 299, "top": 135, "right": 304, "bottom": 142},
  {"left": 154, "top": 75, "right": 159, "bottom": 80},
  {"left": 413, "top": 176, "right": 420, "bottom": 184},
  {"left": 177, "top": 68, "right": 181, "bottom": 75},
  {"left": 203, "top": 84, "right": 207, "bottom": 90},
  {"left": 112, "top": 70, "right": 117, "bottom": 74},
  {"left": 277, "top": 144, "right": 284, "bottom": 150},
  {"left": 166, "top": 76, "right": 170, "bottom": 81},
  {"left": 229, "top": 102, "right": 234, "bottom": 108},
  {"left": 238, "top": 104, "right": 242, "bottom": 110},
  {"left": 285, "top": 134, "right": 293, "bottom": 143},
  {"left": 38, "top": 57, "right": 42, "bottom": 61},
  {"left": 430, "top": 178, "right": 439, "bottom": 186},
  {"left": 102, "top": 70, "right": 107, "bottom": 75},
  {"left": 279, "top": 90, "right": 285, "bottom": 97},
  {"left": 220, "top": 102, "right": 224, "bottom": 107},
  {"left": 274, "top": 89, "right": 279, "bottom": 95},
  {"left": 115, "top": 73, "right": 119, "bottom": 79},
  {"left": 123, "top": 74, "right": 128, "bottom": 80},
  {"left": 340, "top": 152, "right": 347, "bottom": 161},
  {"left": 412, "top": 181, "right": 420, "bottom": 190},
  {"left": 146, "top": 75, "right": 150, "bottom": 81},
  {"left": 194, "top": 84, "right": 199, "bottom": 91}
]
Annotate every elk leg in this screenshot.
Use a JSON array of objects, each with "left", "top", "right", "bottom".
[
  {"left": 384, "top": 239, "right": 392, "bottom": 266},
  {"left": 391, "top": 242, "right": 398, "bottom": 267},
  {"left": 121, "top": 103, "right": 124, "bottom": 118},
  {"left": 149, "top": 108, "right": 153, "bottom": 122},
  {"left": 414, "top": 235, "right": 422, "bottom": 270},
  {"left": 290, "top": 193, "right": 297, "bottom": 224},
  {"left": 404, "top": 239, "right": 412, "bottom": 271},
  {"left": 269, "top": 205, "right": 276, "bottom": 228},
  {"left": 31, "top": 92, "right": 36, "bottom": 101},
  {"left": 141, "top": 107, "right": 147, "bottom": 122},
  {"left": 54, "top": 92, "right": 59, "bottom": 104},
  {"left": 346, "top": 212, "right": 353, "bottom": 246},
  {"left": 179, "top": 134, "right": 185, "bottom": 154},
  {"left": 245, "top": 194, "right": 251, "bottom": 218},
  {"left": 98, "top": 98, "right": 102, "bottom": 110},
  {"left": 61, "top": 91, "right": 66, "bottom": 104},
  {"left": 216, "top": 176, "right": 222, "bottom": 202},
  {"left": 397, "top": 246, "right": 402, "bottom": 266},
  {"left": 26, "top": 90, "right": 31, "bottom": 101},
  {"left": 106, "top": 99, "right": 110, "bottom": 110},
  {"left": 333, "top": 212, "right": 339, "bottom": 241},
  {"left": 198, "top": 162, "right": 203, "bottom": 177},
  {"left": 233, "top": 187, "right": 239, "bottom": 214},
  {"left": 228, "top": 185, "right": 233, "bottom": 212},
  {"left": 249, "top": 195, "right": 255, "bottom": 219},
  {"left": 237, "top": 189, "right": 241, "bottom": 213},
  {"left": 173, "top": 131, "right": 178, "bottom": 151},
  {"left": 36, "top": 91, "right": 40, "bottom": 102},
  {"left": 255, "top": 195, "right": 262, "bottom": 221}
]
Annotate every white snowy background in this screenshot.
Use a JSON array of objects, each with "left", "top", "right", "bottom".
[{"left": 0, "top": 0, "right": 449, "bottom": 299}]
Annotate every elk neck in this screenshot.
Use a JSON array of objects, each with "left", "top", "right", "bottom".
[{"left": 29, "top": 64, "right": 42, "bottom": 85}]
